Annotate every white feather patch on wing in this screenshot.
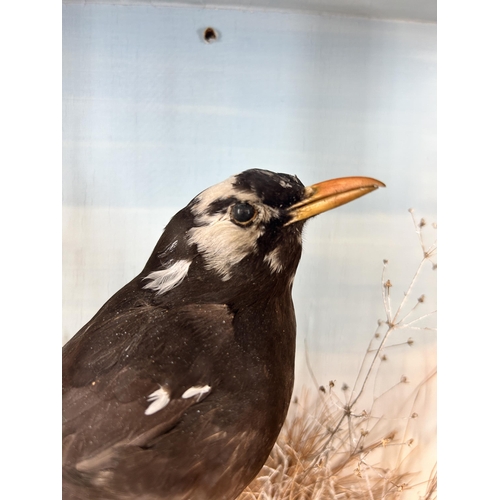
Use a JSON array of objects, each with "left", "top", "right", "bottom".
[
  {"left": 182, "top": 385, "right": 211, "bottom": 401},
  {"left": 145, "top": 386, "right": 171, "bottom": 415},
  {"left": 143, "top": 259, "right": 191, "bottom": 295}
]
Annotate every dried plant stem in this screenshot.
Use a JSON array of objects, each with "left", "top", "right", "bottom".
[{"left": 392, "top": 258, "right": 425, "bottom": 324}]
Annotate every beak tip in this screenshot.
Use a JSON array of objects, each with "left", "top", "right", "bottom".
[{"left": 373, "top": 179, "right": 386, "bottom": 188}]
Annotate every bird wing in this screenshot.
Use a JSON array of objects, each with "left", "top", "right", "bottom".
[{"left": 63, "top": 302, "right": 235, "bottom": 474}]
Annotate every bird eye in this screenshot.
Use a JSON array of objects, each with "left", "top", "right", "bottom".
[{"left": 231, "top": 203, "right": 256, "bottom": 226}]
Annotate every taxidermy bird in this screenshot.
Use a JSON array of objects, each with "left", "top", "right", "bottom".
[{"left": 63, "top": 169, "right": 384, "bottom": 500}]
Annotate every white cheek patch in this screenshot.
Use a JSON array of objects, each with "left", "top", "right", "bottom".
[
  {"left": 143, "top": 259, "right": 191, "bottom": 295},
  {"left": 145, "top": 386, "right": 171, "bottom": 415},
  {"left": 182, "top": 385, "right": 211, "bottom": 401},
  {"left": 187, "top": 219, "right": 262, "bottom": 281},
  {"left": 189, "top": 189, "right": 280, "bottom": 281}
]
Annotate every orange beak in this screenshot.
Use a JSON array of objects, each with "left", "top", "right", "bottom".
[{"left": 286, "top": 176, "right": 385, "bottom": 225}]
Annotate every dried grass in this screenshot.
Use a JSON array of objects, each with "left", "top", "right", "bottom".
[{"left": 239, "top": 210, "right": 437, "bottom": 500}]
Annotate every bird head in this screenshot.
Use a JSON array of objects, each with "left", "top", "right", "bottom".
[{"left": 142, "top": 169, "right": 384, "bottom": 304}]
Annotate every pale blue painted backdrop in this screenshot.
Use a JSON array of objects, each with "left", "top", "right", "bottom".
[{"left": 63, "top": 3, "right": 436, "bottom": 395}]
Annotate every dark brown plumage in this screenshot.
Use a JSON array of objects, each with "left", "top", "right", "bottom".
[{"left": 63, "top": 169, "right": 384, "bottom": 499}]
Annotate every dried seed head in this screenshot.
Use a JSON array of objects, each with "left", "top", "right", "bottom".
[
  {"left": 381, "top": 354, "right": 387, "bottom": 361},
  {"left": 329, "top": 380, "right": 335, "bottom": 389},
  {"left": 419, "top": 218, "right": 426, "bottom": 227},
  {"left": 341, "top": 382, "right": 349, "bottom": 391},
  {"left": 383, "top": 259, "right": 388, "bottom": 264},
  {"left": 411, "top": 412, "right": 419, "bottom": 418},
  {"left": 418, "top": 294, "right": 425, "bottom": 303},
  {"left": 400, "top": 375, "right": 409, "bottom": 383},
  {"left": 319, "top": 385, "right": 326, "bottom": 393},
  {"left": 407, "top": 338, "right": 414, "bottom": 346},
  {"left": 408, "top": 208, "right": 414, "bottom": 213}
]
